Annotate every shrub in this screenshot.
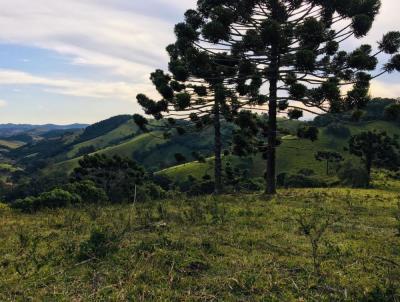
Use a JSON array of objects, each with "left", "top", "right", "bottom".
[
  {"left": 297, "top": 125, "right": 319, "bottom": 141},
  {"left": 338, "top": 161, "right": 370, "bottom": 188},
  {"left": 152, "top": 174, "right": 173, "bottom": 191},
  {"left": 11, "top": 189, "right": 81, "bottom": 213},
  {"left": 136, "top": 183, "right": 167, "bottom": 202},
  {"left": 384, "top": 103, "right": 400, "bottom": 122},
  {"left": 72, "top": 154, "right": 145, "bottom": 203},
  {"left": 297, "top": 168, "right": 315, "bottom": 176},
  {"left": 63, "top": 181, "right": 108, "bottom": 204},
  {"left": 77, "top": 228, "right": 118, "bottom": 261},
  {"left": 284, "top": 174, "right": 327, "bottom": 188},
  {"left": 0, "top": 202, "right": 10, "bottom": 213},
  {"left": 325, "top": 123, "right": 351, "bottom": 138}
]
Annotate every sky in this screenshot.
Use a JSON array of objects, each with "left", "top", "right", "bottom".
[{"left": 0, "top": 0, "right": 399, "bottom": 125}]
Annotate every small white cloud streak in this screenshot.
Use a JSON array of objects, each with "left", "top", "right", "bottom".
[{"left": 0, "top": 99, "right": 7, "bottom": 107}]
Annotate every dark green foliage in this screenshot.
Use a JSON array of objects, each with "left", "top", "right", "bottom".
[
  {"left": 360, "top": 285, "right": 399, "bottom": 302},
  {"left": 192, "top": 151, "right": 206, "bottom": 163},
  {"left": 78, "top": 228, "right": 118, "bottom": 261},
  {"left": 63, "top": 181, "right": 108, "bottom": 204},
  {"left": 379, "top": 31, "right": 400, "bottom": 54},
  {"left": 297, "top": 168, "right": 315, "bottom": 177},
  {"left": 297, "top": 126, "right": 319, "bottom": 142},
  {"left": 284, "top": 174, "right": 327, "bottom": 189},
  {"left": 315, "top": 151, "right": 344, "bottom": 175},
  {"left": 77, "top": 115, "right": 133, "bottom": 143},
  {"left": 174, "top": 153, "right": 187, "bottom": 164},
  {"left": 287, "top": 109, "right": 303, "bottom": 120},
  {"left": 338, "top": 161, "right": 370, "bottom": 188},
  {"left": 384, "top": 102, "right": 400, "bottom": 122},
  {"left": 325, "top": 124, "right": 351, "bottom": 138},
  {"left": 348, "top": 131, "right": 400, "bottom": 181},
  {"left": 76, "top": 145, "right": 96, "bottom": 157},
  {"left": 136, "top": 183, "right": 167, "bottom": 202},
  {"left": 72, "top": 154, "right": 145, "bottom": 203},
  {"left": 11, "top": 189, "right": 81, "bottom": 213}
]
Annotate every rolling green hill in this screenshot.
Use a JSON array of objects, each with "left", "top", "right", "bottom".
[
  {"left": 0, "top": 139, "right": 25, "bottom": 150},
  {"left": 160, "top": 120, "right": 400, "bottom": 183},
  {"left": 4, "top": 108, "right": 399, "bottom": 185}
]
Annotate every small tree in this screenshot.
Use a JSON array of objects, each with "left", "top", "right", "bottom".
[
  {"left": 384, "top": 101, "right": 400, "bottom": 122},
  {"left": 315, "top": 151, "right": 344, "bottom": 175},
  {"left": 348, "top": 130, "right": 400, "bottom": 185},
  {"left": 71, "top": 154, "right": 145, "bottom": 203}
]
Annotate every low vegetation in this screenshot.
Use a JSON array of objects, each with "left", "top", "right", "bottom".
[{"left": 1, "top": 188, "right": 399, "bottom": 301}]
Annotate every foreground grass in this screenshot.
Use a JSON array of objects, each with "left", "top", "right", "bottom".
[{"left": 1, "top": 188, "right": 399, "bottom": 301}]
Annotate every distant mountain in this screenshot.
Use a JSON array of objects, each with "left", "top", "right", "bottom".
[{"left": 0, "top": 123, "right": 88, "bottom": 137}]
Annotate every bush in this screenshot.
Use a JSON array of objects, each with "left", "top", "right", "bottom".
[
  {"left": 11, "top": 189, "right": 81, "bottom": 213},
  {"left": 338, "top": 161, "right": 370, "bottom": 188},
  {"left": 284, "top": 174, "right": 327, "bottom": 188},
  {"left": 325, "top": 123, "right": 351, "bottom": 138},
  {"left": 384, "top": 103, "right": 400, "bottom": 122},
  {"left": 297, "top": 168, "right": 315, "bottom": 176},
  {"left": 0, "top": 202, "right": 10, "bottom": 213},
  {"left": 136, "top": 183, "right": 167, "bottom": 202},
  {"left": 77, "top": 228, "right": 118, "bottom": 261},
  {"left": 277, "top": 173, "right": 287, "bottom": 187},
  {"left": 64, "top": 181, "right": 108, "bottom": 204}
]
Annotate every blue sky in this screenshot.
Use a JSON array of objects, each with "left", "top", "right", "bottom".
[{"left": 0, "top": 0, "right": 398, "bottom": 124}]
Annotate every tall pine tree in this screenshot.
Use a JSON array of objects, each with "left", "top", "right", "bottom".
[{"left": 169, "top": 0, "right": 400, "bottom": 194}]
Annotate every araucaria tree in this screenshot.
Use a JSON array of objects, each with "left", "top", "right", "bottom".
[
  {"left": 136, "top": 15, "right": 245, "bottom": 194},
  {"left": 348, "top": 130, "right": 400, "bottom": 185},
  {"left": 315, "top": 151, "right": 344, "bottom": 175},
  {"left": 163, "top": 0, "right": 400, "bottom": 194},
  {"left": 163, "top": 0, "right": 400, "bottom": 195}
]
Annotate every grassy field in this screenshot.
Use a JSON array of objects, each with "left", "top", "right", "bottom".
[
  {"left": 1, "top": 186, "right": 399, "bottom": 301},
  {"left": 0, "top": 139, "right": 24, "bottom": 149}
]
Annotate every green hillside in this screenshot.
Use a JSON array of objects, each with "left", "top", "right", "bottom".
[
  {"left": 6, "top": 110, "right": 399, "bottom": 186},
  {"left": 47, "top": 120, "right": 232, "bottom": 176},
  {"left": 160, "top": 121, "right": 400, "bottom": 183},
  {"left": 0, "top": 139, "right": 24, "bottom": 149}
]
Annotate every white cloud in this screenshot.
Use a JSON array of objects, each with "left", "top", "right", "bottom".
[
  {"left": 0, "top": 69, "right": 155, "bottom": 100},
  {"left": 0, "top": 0, "right": 178, "bottom": 78},
  {"left": 0, "top": 100, "right": 6, "bottom": 107},
  {"left": 371, "top": 81, "right": 400, "bottom": 99}
]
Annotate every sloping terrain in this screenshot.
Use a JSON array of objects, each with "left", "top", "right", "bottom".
[
  {"left": 1, "top": 187, "right": 399, "bottom": 300},
  {"left": 160, "top": 120, "right": 400, "bottom": 182}
]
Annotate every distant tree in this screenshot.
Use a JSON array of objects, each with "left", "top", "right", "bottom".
[
  {"left": 76, "top": 145, "right": 96, "bottom": 157},
  {"left": 384, "top": 102, "right": 400, "bottom": 122},
  {"left": 348, "top": 130, "right": 400, "bottom": 185},
  {"left": 174, "top": 153, "right": 187, "bottom": 164},
  {"left": 71, "top": 154, "right": 145, "bottom": 203},
  {"left": 325, "top": 124, "right": 351, "bottom": 138},
  {"left": 192, "top": 151, "right": 206, "bottom": 163},
  {"left": 297, "top": 126, "right": 319, "bottom": 142},
  {"left": 315, "top": 151, "right": 344, "bottom": 175}
]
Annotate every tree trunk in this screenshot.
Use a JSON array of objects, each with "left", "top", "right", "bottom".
[
  {"left": 326, "top": 160, "right": 329, "bottom": 176},
  {"left": 214, "top": 99, "right": 222, "bottom": 195},
  {"left": 366, "top": 154, "right": 372, "bottom": 186},
  {"left": 266, "top": 47, "right": 279, "bottom": 195}
]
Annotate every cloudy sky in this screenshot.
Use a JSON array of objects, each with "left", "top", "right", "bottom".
[{"left": 0, "top": 0, "right": 399, "bottom": 124}]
